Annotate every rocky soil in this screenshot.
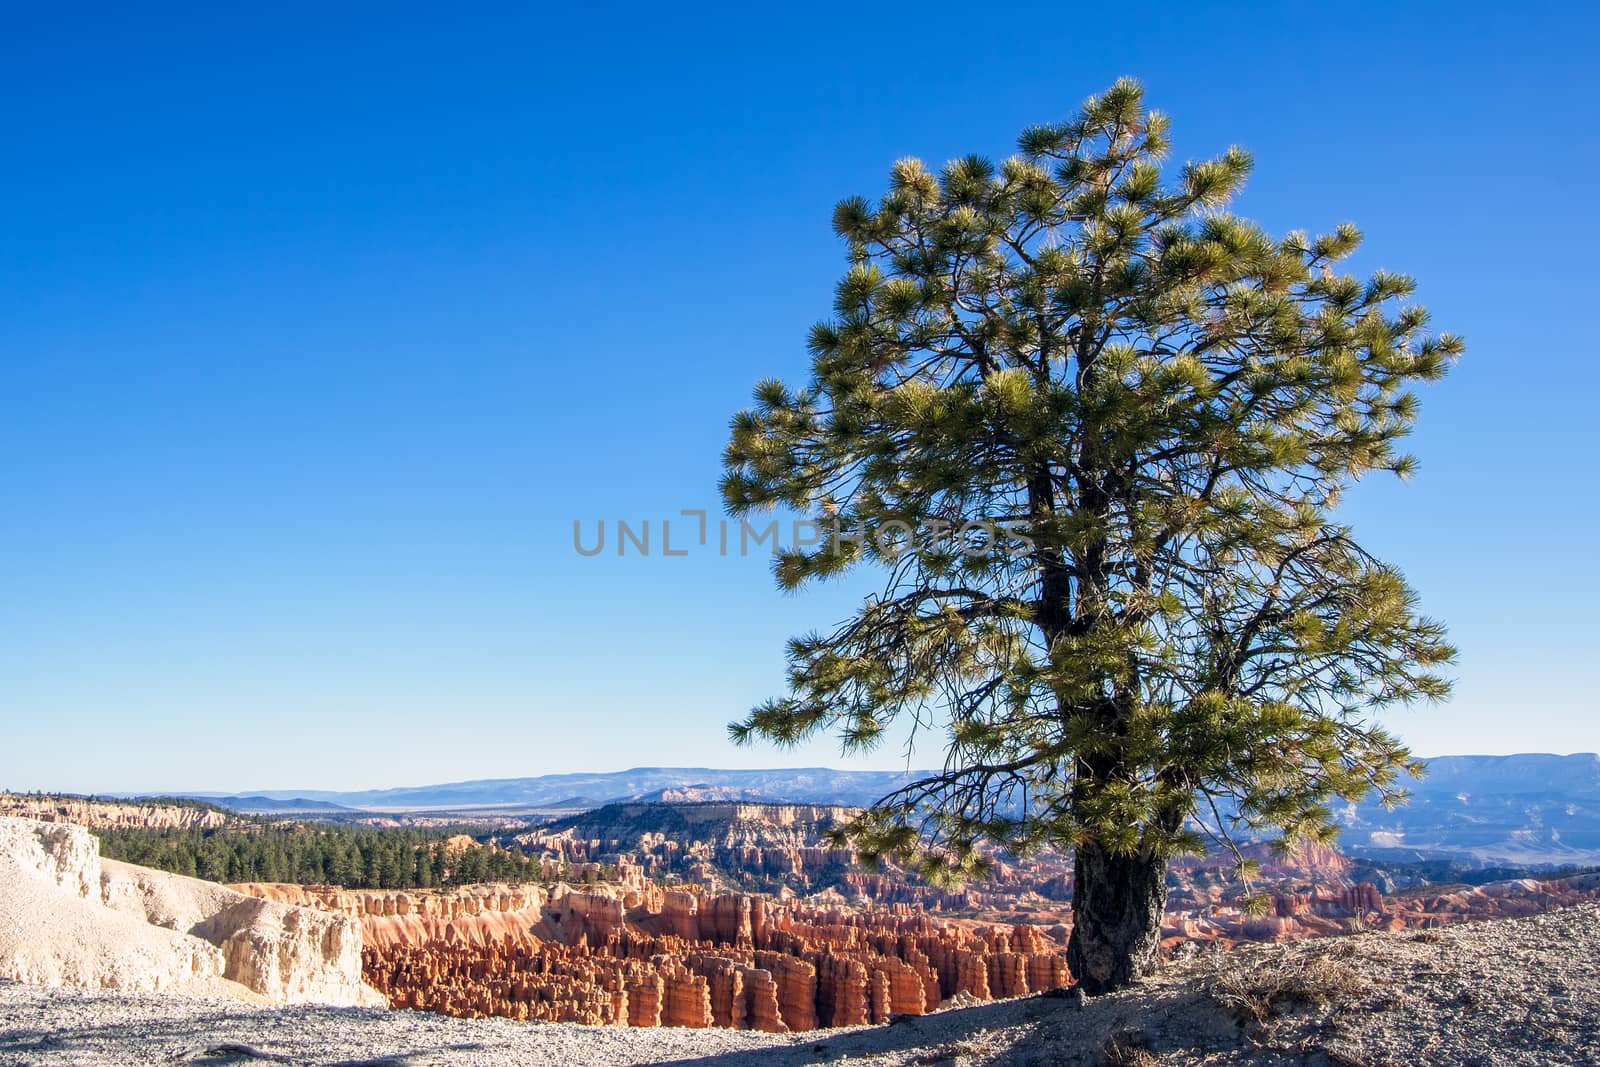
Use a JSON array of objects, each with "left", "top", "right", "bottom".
[{"left": 4, "top": 902, "right": 1597, "bottom": 1066}]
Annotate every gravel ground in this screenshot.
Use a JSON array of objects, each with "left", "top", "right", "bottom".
[
  {"left": 0, "top": 988, "right": 805, "bottom": 1066},
  {"left": 4, "top": 903, "right": 1598, "bottom": 1067},
  {"left": 988, "top": 900, "right": 1600, "bottom": 1067}
]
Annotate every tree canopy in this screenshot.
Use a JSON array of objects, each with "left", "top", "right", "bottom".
[
  {"left": 722, "top": 79, "right": 1459, "bottom": 989},
  {"left": 93, "top": 824, "right": 560, "bottom": 889}
]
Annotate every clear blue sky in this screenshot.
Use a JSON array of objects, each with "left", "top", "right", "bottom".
[{"left": 3, "top": 3, "right": 1596, "bottom": 793}]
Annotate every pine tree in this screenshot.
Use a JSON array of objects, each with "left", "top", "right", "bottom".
[{"left": 722, "top": 79, "right": 1459, "bottom": 993}]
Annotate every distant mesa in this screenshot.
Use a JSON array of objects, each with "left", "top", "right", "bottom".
[
  {"left": 540, "top": 800, "right": 860, "bottom": 835},
  {"left": 548, "top": 795, "right": 607, "bottom": 809},
  {"left": 176, "top": 766, "right": 939, "bottom": 814},
  {"left": 211, "top": 796, "right": 358, "bottom": 814},
  {"left": 1331, "top": 752, "right": 1600, "bottom": 867}
]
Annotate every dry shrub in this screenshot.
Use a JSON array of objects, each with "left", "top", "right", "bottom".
[
  {"left": 915, "top": 1039, "right": 998, "bottom": 1065},
  {"left": 1208, "top": 953, "right": 1366, "bottom": 1025},
  {"left": 1329, "top": 939, "right": 1359, "bottom": 959},
  {"left": 1100, "top": 1029, "right": 1158, "bottom": 1067}
]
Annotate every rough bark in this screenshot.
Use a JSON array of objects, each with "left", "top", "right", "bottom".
[{"left": 1066, "top": 839, "right": 1168, "bottom": 994}]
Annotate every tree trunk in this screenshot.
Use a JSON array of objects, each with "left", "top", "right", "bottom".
[{"left": 1066, "top": 838, "right": 1169, "bottom": 994}]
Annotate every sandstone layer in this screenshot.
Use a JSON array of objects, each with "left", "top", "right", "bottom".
[{"left": 233, "top": 871, "right": 1071, "bottom": 1029}]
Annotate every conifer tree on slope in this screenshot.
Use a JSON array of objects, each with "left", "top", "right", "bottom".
[{"left": 721, "top": 80, "right": 1460, "bottom": 993}]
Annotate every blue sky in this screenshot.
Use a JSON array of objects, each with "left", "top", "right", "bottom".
[{"left": 2, "top": 3, "right": 1596, "bottom": 793}]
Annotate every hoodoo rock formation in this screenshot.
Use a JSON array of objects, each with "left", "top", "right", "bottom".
[
  {"left": 232, "top": 869, "right": 1072, "bottom": 1030},
  {"left": 229, "top": 840, "right": 1600, "bottom": 1031},
  {"left": 0, "top": 816, "right": 382, "bottom": 1006},
  {"left": 218, "top": 801, "right": 1600, "bottom": 1033}
]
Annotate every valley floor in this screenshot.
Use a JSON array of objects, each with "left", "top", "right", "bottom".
[{"left": 3, "top": 902, "right": 1598, "bottom": 1067}]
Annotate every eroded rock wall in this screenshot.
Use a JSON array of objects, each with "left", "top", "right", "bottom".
[
  {"left": 0, "top": 817, "right": 228, "bottom": 995},
  {"left": 0, "top": 816, "right": 380, "bottom": 1006},
  {"left": 0, "top": 794, "right": 236, "bottom": 831},
  {"left": 240, "top": 877, "right": 1072, "bottom": 1029}
]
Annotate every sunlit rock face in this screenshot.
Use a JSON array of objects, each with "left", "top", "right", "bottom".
[
  {"left": 512, "top": 801, "right": 1074, "bottom": 915},
  {"left": 0, "top": 816, "right": 382, "bottom": 1006},
  {"left": 0, "top": 794, "right": 238, "bottom": 832}
]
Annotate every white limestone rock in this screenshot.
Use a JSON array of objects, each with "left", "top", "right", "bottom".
[
  {"left": 0, "top": 816, "right": 382, "bottom": 1006},
  {"left": 0, "top": 816, "right": 228, "bottom": 994}
]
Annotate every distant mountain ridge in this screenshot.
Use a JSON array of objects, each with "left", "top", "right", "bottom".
[
  {"left": 1332, "top": 752, "right": 1600, "bottom": 867},
  {"left": 187, "top": 767, "right": 940, "bottom": 812},
  {"left": 183, "top": 753, "right": 1600, "bottom": 867},
  {"left": 212, "top": 796, "right": 356, "bottom": 814}
]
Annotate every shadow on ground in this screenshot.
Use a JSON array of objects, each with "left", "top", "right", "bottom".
[{"left": 653, "top": 997, "right": 1065, "bottom": 1067}]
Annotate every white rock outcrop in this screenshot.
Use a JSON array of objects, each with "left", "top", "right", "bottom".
[{"left": 0, "top": 816, "right": 382, "bottom": 1006}]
